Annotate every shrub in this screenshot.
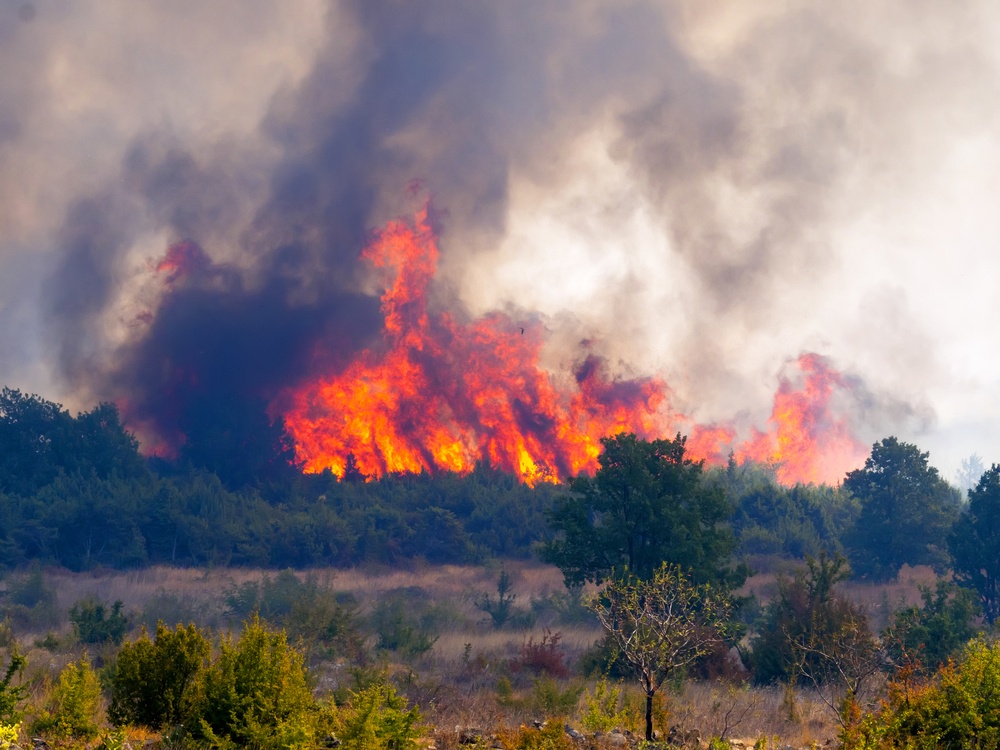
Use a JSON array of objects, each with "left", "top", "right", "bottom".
[
  {"left": 500, "top": 719, "right": 575, "bottom": 750},
  {"left": 513, "top": 630, "right": 570, "bottom": 679},
  {"left": 225, "top": 571, "right": 362, "bottom": 662},
  {"left": 0, "top": 722, "right": 18, "bottom": 750},
  {"left": 528, "top": 677, "right": 584, "bottom": 716},
  {"left": 749, "top": 553, "right": 869, "bottom": 685},
  {"left": 335, "top": 682, "right": 422, "bottom": 750},
  {"left": 190, "top": 615, "right": 316, "bottom": 749},
  {"left": 850, "top": 638, "right": 1000, "bottom": 749},
  {"left": 580, "top": 677, "right": 633, "bottom": 733},
  {"left": 370, "top": 599, "right": 437, "bottom": 658},
  {"left": 888, "top": 580, "right": 979, "bottom": 673},
  {"left": 109, "top": 622, "right": 210, "bottom": 729},
  {"left": 0, "top": 646, "right": 26, "bottom": 724},
  {"left": 2, "top": 569, "right": 59, "bottom": 631},
  {"left": 32, "top": 657, "right": 102, "bottom": 740},
  {"left": 70, "top": 597, "right": 129, "bottom": 645}
]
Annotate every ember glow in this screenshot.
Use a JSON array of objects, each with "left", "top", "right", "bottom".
[{"left": 276, "top": 208, "right": 866, "bottom": 486}]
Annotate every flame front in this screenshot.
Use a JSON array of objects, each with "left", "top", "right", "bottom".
[
  {"left": 733, "top": 353, "right": 868, "bottom": 485},
  {"left": 279, "top": 208, "right": 668, "bottom": 484},
  {"left": 268, "top": 209, "right": 869, "bottom": 486}
]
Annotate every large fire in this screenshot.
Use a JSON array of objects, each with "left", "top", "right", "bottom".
[
  {"left": 272, "top": 207, "right": 867, "bottom": 486},
  {"left": 278, "top": 207, "right": 670, "bottom": 485}
]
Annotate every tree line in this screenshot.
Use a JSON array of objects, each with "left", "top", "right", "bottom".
[{"left": 4, "top": 385, "right": 1000, "bottom": 615}]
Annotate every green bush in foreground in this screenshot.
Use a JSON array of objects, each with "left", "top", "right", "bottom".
[
  {"left": 191, "top": 615, "right": 316, "bottom": 750},
  {"left": 334, "top": 683, "right": 421, "bottom": 750},
  {"left": 850, "top": 638, "right": 1000, "bottom": 749},
  {"left": 32, "top": 656, "right": 102, "bottom": 740},
  {"left": 109, "top": 622, "right": 210, "bottom": 729}
]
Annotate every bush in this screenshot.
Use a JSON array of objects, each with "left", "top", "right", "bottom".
[
  {"left": 888, "top": 580, "right": 979, "bottom": 673},
  {"left": 580, "top": 678, "right": 634, "bottom": 733},
  {"left": 512, "top": 630, "right": 570, "bottom": 679},
  {"left": 749, "top": 553, "right": 869, "bottom": 685},
  {"left": 0, "top": 647, "right": 26, "bottom": 724},
  {"left": 500, "top": 719, "right": 575, "bottom": 750},
  {"left": 70, "top": 597, "right": 129, "bottom": 645},
  {"left": 190, "top": 615, "right": 316, "bottom": 749},
  {"left": 2, "top": 569, "right": 59, "bottom": 631},
  {"left": 32, "top": 657, "right": 102, "bottom": 740},
  {"left": 109, "top": 622, "right": 210, "bottom": 729},
  {"left": 335, "top": 682, "right": 421, "bottom": 750},
  {"left": 850, "top": 638, "right": 1000, "bottom": 749},
  {"left": 370, "top": 599, "right": 437, "bottom": 658},
  {"left": 225, "top": 571, "right": 362, "bottom": 662},
  {"left": 0, "top": 722, "right": 19, "bottom": 750}
]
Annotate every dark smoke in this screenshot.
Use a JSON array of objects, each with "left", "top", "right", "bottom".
[{"left": 25, "top": 1, "right": 995, "bottom": 480}]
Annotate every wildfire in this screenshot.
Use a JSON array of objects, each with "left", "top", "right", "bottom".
[
  {"left": 278, "top": 207, "right": 669, "bottom": 485},
  {"left": 145, "top": 207, "right": 868, "bottom": 487},
  {"left": 733, "top": 353, "right": 868, "bottom": 485}
]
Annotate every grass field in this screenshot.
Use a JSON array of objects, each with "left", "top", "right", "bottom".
[{"left": 0, "top": 559, "right": 946, "bottom": 748}]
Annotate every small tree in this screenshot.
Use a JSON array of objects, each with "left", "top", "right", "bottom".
[
  {"left": 475, "top": 565, "right": 531, "bottom": 629},
  {"left": 335, "top": 683, "right": 422, "bottom": 750},
  {"left": 109, "top": 621, "right": 211, "bottom": 729},
  {"left": 191, "top": 615, "right": 316, "bottom": 749},
  {"left": 33, "top": 657, "right": 101, "bottom": 740},
  {"left": 588, "top": 563, "right": 732, "bottom": 741}
]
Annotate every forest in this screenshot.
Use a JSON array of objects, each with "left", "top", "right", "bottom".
[{"left": 0, "top": 386, "right": 999, "bottom": 749}]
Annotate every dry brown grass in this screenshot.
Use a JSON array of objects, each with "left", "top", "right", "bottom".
[{"left": 0, "top": 560, "right": 952, "bottom": 749}]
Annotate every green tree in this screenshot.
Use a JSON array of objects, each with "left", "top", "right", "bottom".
[
  {"left": 951, "top": 464, "right": 1000, "bottom": 625},
  {"left": 109, "top": 622, "right": 210, "bottom": 729},
  {"left": 843, "top": 437, "right": 960, "bottom": 581},
  {"left": 543, "top": 433, "right": 742, "bottom": 588},
  {"left": 889, "top": 580, "right": 979, "bottom": 672},
  {"left": 589, "top": 563, "right": 732, "bottom": 741},
  {"left": 191, "top": 615, "right": 316, "bottom": 749},
  {"left": 750, "top": 553, "right": 869, "bottom": 685}
]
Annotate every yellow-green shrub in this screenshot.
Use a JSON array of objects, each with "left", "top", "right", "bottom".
[
  {"left": 32, "top": 657, "right": 102, "bottom": 740},
  {"left": 850, "top": 638, "right": 1000, "bottom": 749}
]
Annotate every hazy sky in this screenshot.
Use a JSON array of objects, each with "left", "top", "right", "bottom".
[{"left": 1, "top": 0, "right": 999, "bottom": 482}]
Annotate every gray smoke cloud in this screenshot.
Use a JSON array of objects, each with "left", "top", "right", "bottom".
[{"left": 1, "top": 0, "right": 998, "bottom": 477}]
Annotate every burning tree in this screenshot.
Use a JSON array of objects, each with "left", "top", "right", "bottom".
[{"left": 588, "top": 563, "right": 732, "bottom": 742}]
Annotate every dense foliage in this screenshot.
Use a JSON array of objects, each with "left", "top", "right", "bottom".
[
  {"left": 951, "top": 464, "right": 1000, "bottom": 624},
  {"left": 543, "top": 433, "right": 743, "bottom": 589},
  {"left": 850, "top": 639, "right": 1000, "bottom": 749},
  {"left": 0, "top": 389, "right": 559, "bottom": 570},
  {"left": 750, "top": 554, "right": 872, "bottom": 685},
  {"left": 843, "top": 437, "right": 961, "bottom": 581}
]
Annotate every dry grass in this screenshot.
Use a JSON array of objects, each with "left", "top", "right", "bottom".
[{"left": 0, "top": 560, "right": 953, "bottom": 749}]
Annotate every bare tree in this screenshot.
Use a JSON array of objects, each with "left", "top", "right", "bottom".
[
  {"left": 588, "top": 564, "right": 732, "bottom": 741},
  {"left": 788, "top": 617, "right": 886, "bottom": 733}
]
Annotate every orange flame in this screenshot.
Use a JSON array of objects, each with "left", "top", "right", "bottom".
[
  {"left": 733, "top": 353, "right": 868, "bottom": 485},
  {"left": 279, "top": 208, "right": 668, "bottom": 485},
  {"left": 273, "top": 208, "right": 867, "bottom": 487}
]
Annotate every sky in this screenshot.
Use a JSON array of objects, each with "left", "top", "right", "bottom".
[{"left": 1, "top": 0, "right": 999, "bottom": 483}]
